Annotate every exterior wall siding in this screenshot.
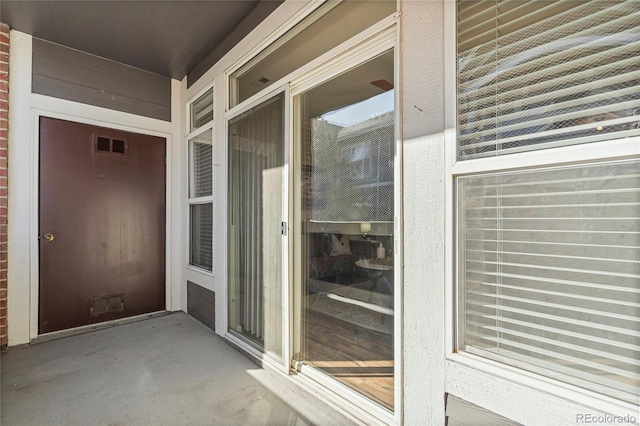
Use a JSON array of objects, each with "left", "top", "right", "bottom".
[
  {"left": 32, "top": 38, "right": 171, "bottom": 121},
  {"left": 0, "top": 23, "right": 9, "bottom": 348},
  {"left": 187, "top": 281, "right": 215, "bottom": 331}
]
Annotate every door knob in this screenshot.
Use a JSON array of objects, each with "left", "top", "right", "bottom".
[{"left": 43, "top": 233, "right": 54, "bottom": 242}]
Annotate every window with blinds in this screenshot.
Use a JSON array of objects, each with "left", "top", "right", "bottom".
[
  {"left": 189, "top": 130, "right": 213, "bottom": 198},
  {"left": 458, "top": 160, "right": 640, "bottom": 402},
  {"left": 191, "top": 88, "right": 213, "bottom": 132},
  {"left": 188, "top": 88, "right": 213, "bottom": 272},
  {"left": 190, "top": 203, "right": 213, "bottom": 271},
  {"left": 457, "top": 0, "right": 640, "bottom": 160}
]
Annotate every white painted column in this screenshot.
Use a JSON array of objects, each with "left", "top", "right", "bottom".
[
  {"left": 7, "top": 30, "right": 33, "bottom": 346},
  {"left": 401, "top": 1, "right": 447, "bottom": 424},
  {"left": 169, "top": 77, "right": 185, "bottom": 312},
  {"left": 213, "top": 74, "right": 227, "bottom": 337}
]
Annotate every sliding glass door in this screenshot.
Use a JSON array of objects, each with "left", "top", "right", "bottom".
[
  {"left": 293, "top": 50, "right": 396, "bottom": 410},
  {"left": 226, "top": 45, "right": 397, "bottom": 412},
  {"left": 228, "top": 92, "right": 286, "bottom": 361}
]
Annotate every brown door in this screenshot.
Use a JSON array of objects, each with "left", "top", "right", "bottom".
[{"left": 39, "top": 117, "right": 166, "bottom": 334}]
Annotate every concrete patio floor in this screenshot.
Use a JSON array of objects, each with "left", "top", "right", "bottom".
[{"left": 0, "top": 312, "right": 356, "bottom": 426}]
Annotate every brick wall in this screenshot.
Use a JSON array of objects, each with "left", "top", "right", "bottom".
[{"left": 0, "top": 23, "right": 8, "bottom": 348}]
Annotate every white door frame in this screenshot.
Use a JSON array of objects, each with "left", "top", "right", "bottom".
[
  {"left": 7, "top": 36, "right": 181, "bottom": 345},
  {"left": 30, "top": 98, "right": 177, "bottom": 341}
]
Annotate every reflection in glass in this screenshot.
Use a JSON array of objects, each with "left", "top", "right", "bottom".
[
  {"left": 230, "top": 1, "right": 396, "bottom": 107},
  {"left": 228, "top": 94, "right": 285, "bottom": 359},
  {"left": 294, "top": 50, "right": 395, "bottom": 410}
]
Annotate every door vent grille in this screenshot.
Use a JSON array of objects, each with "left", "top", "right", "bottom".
[
  {"left": 112, "top": 139, "right": 126, "bottom": 153},
  {"left": 96, "top": 136, "right": 111, "bottom": 152},
  {"left": 95, "top": 136, "right": 128, "bottom": 155},
  {"left": 90, "top": 293, "right": 125, "bottom": 316}
]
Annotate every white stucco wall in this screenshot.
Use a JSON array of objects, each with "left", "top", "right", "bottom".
[{"left": 400, "top": 1, "right": 447, "bottom": 424}]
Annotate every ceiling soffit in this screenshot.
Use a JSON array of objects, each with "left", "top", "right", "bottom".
[{"left": 0, "top": 0, "right": 278, "bottom": 80}]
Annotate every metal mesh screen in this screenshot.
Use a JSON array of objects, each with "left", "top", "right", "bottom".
[
  {"left": 309, "top": 112, "right": 394, "bottom": 222},
  {"left": 457, "top": 0, "right": 640, "bottom": 160}
]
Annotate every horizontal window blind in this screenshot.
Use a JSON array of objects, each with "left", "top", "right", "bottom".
[
  {"left": 458, "top": 160, "right": 640, "bottom": 402},
  {"left": 189, "top": 130, "right": 213, "bottom": 198},
  {"left": 457, "top": 0, "right": 640, "bottom": 160},
  {"left": 190, "top": 88, "right": 213, "bottom": 131},
  {"left": 188, "top": 128, "right": 213, "bottom": 271},
  {"left": 190, "top": 203, "right": 213, "bottom": 271}
]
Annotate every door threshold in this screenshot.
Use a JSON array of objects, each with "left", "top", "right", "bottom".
[{"left": 31, "top": 311, "right": 171, "bottom": 345}]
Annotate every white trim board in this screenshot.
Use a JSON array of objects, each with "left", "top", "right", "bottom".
[
  {"left": 170, "top": 77, "right": 185, "bottom": 313},
  {"left": 7, "top": 30, "right": 34, "bottom": 346}
]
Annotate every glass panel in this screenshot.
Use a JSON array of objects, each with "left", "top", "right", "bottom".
[
  {"left": 190, "top": 203, "right": 213, "bottom": 271},
  {"left": 458, "top": 160, "right": 640, "bottom": 403},
  {"left": 294, "top": 50, "right": 395, "bottom": 410},
  {"left": 228, "top": 93, "right": 285, "bottom": 359},
  {"left": 230, "top": 0, "right": 396, "bottom": 107},
  {"left": 189, "top": 129, "right": 213, "bottom": 198},
  {"left": 457, "top": 0, "right": 640, "bottom": 160},
  {"left": 191, "top": 88, "right": 213, "bottom": 131}
]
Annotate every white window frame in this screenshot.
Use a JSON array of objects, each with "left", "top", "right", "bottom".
[
  {"left": 443, "top": 0, "right": 640, "bottom": 420},
  {"left": 186, "top": 85, "right": 214, "bottom": 276}
]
